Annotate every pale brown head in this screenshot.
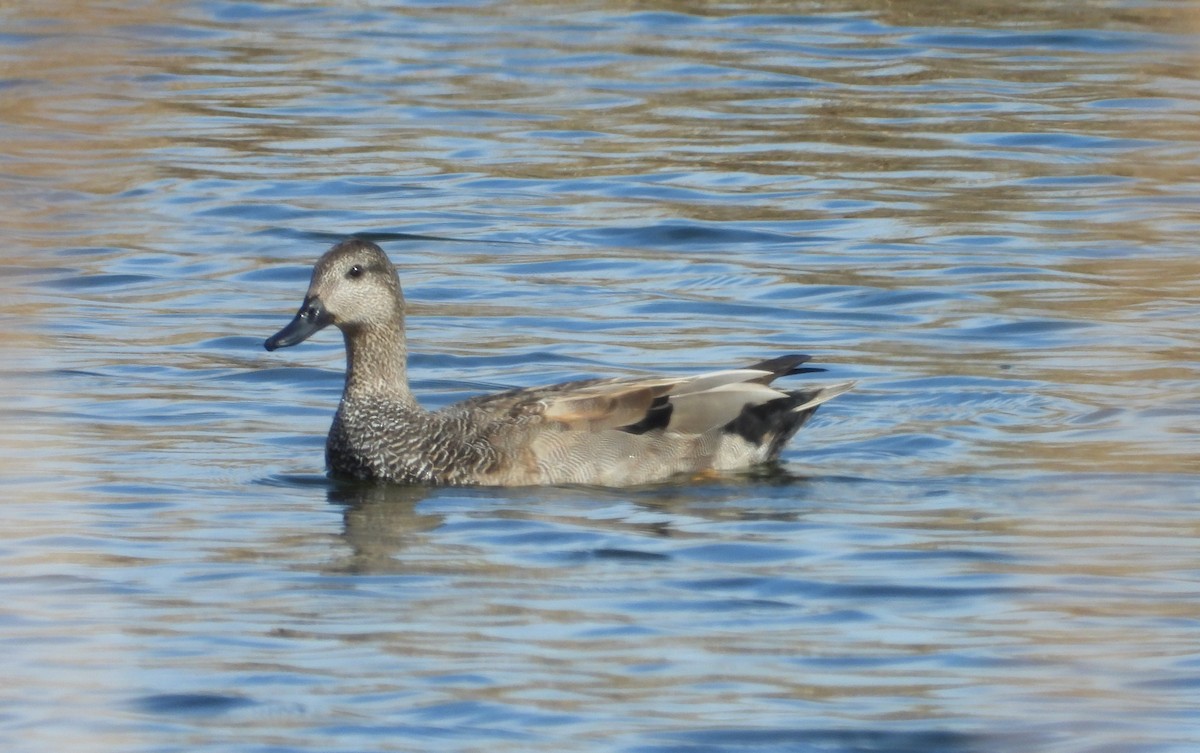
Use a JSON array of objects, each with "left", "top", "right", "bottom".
[{"left": 264, "top": 239, "right": 403, "bottom": 351}]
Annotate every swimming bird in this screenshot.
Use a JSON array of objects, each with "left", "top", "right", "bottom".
[{"left": 264, "top": 239, "right": 852, "bottom": 486}]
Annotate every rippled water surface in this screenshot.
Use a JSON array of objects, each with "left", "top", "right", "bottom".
[{"left": 2, "top": 1, "right": 1199, "bottom": 752}]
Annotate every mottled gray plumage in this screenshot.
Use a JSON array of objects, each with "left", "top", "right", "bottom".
[{"left": 264, "top": 239, "right": 852, "bottom": 486}]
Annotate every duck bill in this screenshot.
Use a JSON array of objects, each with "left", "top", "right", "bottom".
[{"left": 265, "top": 297, "right": 332, "bottom": 351}]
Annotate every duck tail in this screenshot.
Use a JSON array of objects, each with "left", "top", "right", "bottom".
[{"left": 722, "top": 381, "right": 855, "bottom": 461}]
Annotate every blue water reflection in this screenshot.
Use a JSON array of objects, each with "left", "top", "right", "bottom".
[{"left": 1, "top": 1, "right": 1199, "bottom": 752}]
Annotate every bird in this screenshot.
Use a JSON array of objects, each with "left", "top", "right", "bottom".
[{"left": 264, "top": 238, "right": 852, "bottom": 486}]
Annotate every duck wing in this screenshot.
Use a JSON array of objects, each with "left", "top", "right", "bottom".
[{"left": 456, "top": 354, "right": 839, "bottom": 436}]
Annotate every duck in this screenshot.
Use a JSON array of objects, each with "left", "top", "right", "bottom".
[{"left": 264, "top": 239, "right": 852, "bottom": 486}]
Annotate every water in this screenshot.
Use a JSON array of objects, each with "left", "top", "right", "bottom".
[{"left": 2, "top": 1, "right": 1198, "bottom": 751}]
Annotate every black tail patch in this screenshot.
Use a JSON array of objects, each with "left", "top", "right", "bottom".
[{"left": 722, "top": 389, "right": 825, "bottom": 459}]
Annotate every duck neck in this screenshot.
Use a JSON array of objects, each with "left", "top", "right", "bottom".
[{"left": 342, "top": 314, "right": 418, "bottom": 409}]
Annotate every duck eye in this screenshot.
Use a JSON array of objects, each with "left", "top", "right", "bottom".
[{"left": 347, "top": 265, "right": 364, "bottom": 279}]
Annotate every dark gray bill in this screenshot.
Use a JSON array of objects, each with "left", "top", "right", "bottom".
[{"left": 264, "top": 297, "right": 331, "bottom": 351}]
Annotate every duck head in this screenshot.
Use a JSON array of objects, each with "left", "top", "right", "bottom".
[{"left": 265, "top": 239, "right": 403, "bottom": 351}]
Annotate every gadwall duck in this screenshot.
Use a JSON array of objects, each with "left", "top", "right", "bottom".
[{"left": 265, "top": 239, "right": 852, "bottom": 486}]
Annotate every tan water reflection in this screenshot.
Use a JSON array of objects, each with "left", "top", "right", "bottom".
[{"left": 1, "top": 2, "right": 1199, "bottom": 752}]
